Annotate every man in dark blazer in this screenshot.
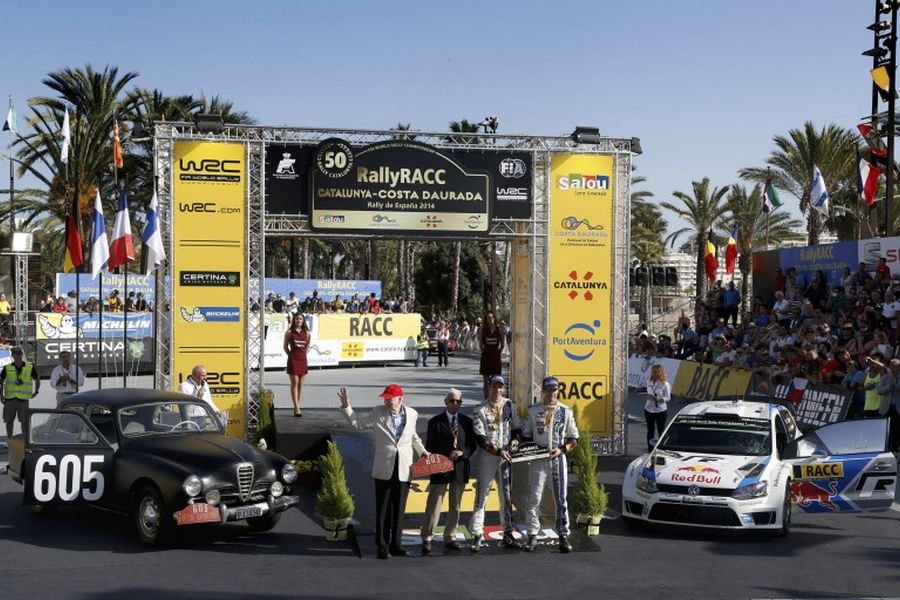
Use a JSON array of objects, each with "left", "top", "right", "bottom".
[
  {"left": 340, "top": 384, "right": 428, "bottom": 559},
  {"left": 419, "top": 387, "right": 477, "bottom": 555}
]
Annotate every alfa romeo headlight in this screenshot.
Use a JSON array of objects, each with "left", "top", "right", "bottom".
[
  {"left": 733, "top": 480, "right": 768, "bottom": 500},
  {"left": 636, "top": 470, "right": 658, "bottom": 493},
  {"left": 281, "top": 463, "right": 298, "bottom": 484},
  {"left": 270, "top": 482, "right": 284, "bottom": 498},
  {"left": 205, "top": 489, "right": 221, "bottom": 506},
  {"left": 183, "top": 475, "right": 203, "bottom": 498}
]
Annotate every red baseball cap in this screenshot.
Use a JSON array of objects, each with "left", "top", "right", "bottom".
[{"left": 378, "top": 384, "right": 404, "bottom": 399}]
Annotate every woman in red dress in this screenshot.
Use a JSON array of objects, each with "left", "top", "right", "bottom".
[
  {"left": 284, "top": 313, "right": 310, "bottom": 417},
  {"left": 479, "top": 311, "right": 504, "bottom": 399}
]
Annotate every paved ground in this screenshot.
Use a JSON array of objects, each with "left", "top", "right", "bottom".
[{"left": 1, "top": 356, "right": 899, "bottom": 599}]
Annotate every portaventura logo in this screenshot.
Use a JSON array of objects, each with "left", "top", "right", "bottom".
[{"left": 553, "top": 319, "right": 604, "bottom": 361}]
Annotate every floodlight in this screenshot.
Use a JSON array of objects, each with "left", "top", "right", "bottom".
[
  {"left": 571, "top": 126, "right": 602, "bottom": 144},
  {"left": 194, "top": 114, "right": 225, "bottom": 133},
  {"left": 631, "top": 137, "right": 643, "bottom": 155},
  {"left": 11, "top": 232, "right": 33, "bottom": 253}
]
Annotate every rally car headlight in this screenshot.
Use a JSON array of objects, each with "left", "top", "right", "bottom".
[
  {"left": 183, "top": 475, "right": 203, "bottom": 498},
  {"left": 281, "top": 463, "right": 298, "bottom": 484},
  {"left": 636, "top": 470, "right": 658, "bottom": 493},
  {"left": 733, "top": 480, "right": 768, "bottom": 500}
]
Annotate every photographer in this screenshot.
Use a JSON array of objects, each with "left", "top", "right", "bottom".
[
  {"left": 644, "top": 364, "right": 670, "bottom": 452},
  {"left": 863, "top": 355, "right": 885, "bottom": 418}
]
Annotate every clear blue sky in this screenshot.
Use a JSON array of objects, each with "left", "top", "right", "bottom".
[{"left": 0, "top": 0, "right": 875, "bottom": 236}]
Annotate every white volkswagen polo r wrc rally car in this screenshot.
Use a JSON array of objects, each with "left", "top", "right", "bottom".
[{"left": 622, "top": 400, "right": 896, "bottom": 535}]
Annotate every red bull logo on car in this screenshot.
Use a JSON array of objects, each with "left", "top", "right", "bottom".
[
  {"left": 672, "top": 465, "right": 722, "bottom": 485},
  {"left": 791, "top": 480, "right": 840, "bottom": 512}
]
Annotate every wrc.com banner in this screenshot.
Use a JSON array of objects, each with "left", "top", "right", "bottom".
[
  {"left": 548, "top": 154, "right": 615, "bottom": 437},
  {"left": 172, "top": 141, "right": 247, "bottom": 438}
]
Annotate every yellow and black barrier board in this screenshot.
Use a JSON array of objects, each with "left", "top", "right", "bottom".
[{"left": 793, "top": 462, "right": 844, "bottom": 480}]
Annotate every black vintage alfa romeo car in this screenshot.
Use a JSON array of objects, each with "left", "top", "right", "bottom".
[{"left": 6, "top": 389, "right": 298, "bottom": 545}]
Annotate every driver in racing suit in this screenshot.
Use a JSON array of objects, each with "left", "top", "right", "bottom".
[
  {"left": 469, "top": 374, "right": 523, "bottom": 552},
  {"left": 521, "top": 376, "right": 579, "bottom": 553}
]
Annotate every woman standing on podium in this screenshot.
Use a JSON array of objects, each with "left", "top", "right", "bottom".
[{"left": 284, "top": 312, "right": 310, "bottom": 417}]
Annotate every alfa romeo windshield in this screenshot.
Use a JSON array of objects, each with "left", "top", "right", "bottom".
[
  {"left": 117, "top": 402, "right": 223, "bottom": 437},
  {"left": 657, "top": 416, "right": 771, "bottom": 456}
]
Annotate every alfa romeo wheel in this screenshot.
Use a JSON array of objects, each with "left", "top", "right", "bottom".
[
  {"left": 246, "top": 511, "right": 282, "bottom": 532},
  {"left": 134, "top": 485, "right": 173, "bottom": 546}
]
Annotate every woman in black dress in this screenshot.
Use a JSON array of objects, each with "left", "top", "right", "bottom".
[{"left": 479, "top": 311, "right": 504, "bottom": 399}]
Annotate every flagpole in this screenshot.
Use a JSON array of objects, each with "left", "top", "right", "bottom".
[{"left": 97, "top": 178, "right": 104, "bottom": 390}]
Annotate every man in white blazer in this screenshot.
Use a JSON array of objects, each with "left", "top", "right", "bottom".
[{"left": 339, "top": 384, "right": 428, "bottom": 559}]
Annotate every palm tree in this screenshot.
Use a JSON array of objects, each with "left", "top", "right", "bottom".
[
  {"left": 446, "top": 118, "right": 484, "bottom": 312},
  {"left": 630, "top": 173, "right": 666, "bottom": 264},
  {"left": 10, "top": 65, "right": 139, "bottom": 278},
  {"left": 739, "top": 122, "right": 858, "bottom": 245},
  {"left": 660, "top": 178, "right": 730, "bottom": 297},
  {"left": 192, "top": 94, "right": 256, "bottom": 125},
  {"left": 722, "top": 184, "right": 803, "bottom": 309}
]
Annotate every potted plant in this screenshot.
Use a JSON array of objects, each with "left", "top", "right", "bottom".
[
  {"left": 570, "top": 408, "right": 609, "bottom": 535},
  {"left": 252, "top": 387, "right": 276, "bottom": 449},
  {"left": 316, "top": 440, "right": 355, "bottom": 541}
]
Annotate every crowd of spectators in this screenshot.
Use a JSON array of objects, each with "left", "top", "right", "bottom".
[
  {"left": 634, "top": 259, "right": 900, "bottom": 422},
  {"left": 34, "top": 289, "right": 153, "bottom": 315}
]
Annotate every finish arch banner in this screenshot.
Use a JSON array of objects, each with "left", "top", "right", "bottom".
[
  {"left": 172, "top": 141, "right": 247, "bottom": 438},
  {"left": 547, "top": 154, "right": 615, "bottom": 437}
]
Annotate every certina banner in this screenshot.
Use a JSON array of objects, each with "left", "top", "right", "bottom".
[
  {"left": 547, "top": 153, "right": 615, "bottom": 437},
  {"left": 265, "top": 139, "right": 533, "bottom": 223},
  {"left": 172, "top": 141, "right": 247, "bottom": 438}
]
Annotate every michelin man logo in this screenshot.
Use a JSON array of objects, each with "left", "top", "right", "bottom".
[
  {"left": 180, "top": 307, "right": 206, "bottom": 322},
  {"left": 275, "top": 152, "right": 296, "bottom": 175},
  {"left": 37, "top": 313, "right": 82, "bottom": 339}
]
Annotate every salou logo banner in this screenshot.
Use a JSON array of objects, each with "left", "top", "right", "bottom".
[{"left": 547, "top": 153, "right": 615, "bottom": 437}]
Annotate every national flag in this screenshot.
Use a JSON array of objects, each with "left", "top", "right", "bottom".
[
  {"left": 90, "top": 190, "right": 110, "bottom": 278},
  {"left": 762, "top": 181, "right": 783, "bottom": 213},
  {"left": 3, "top": 96, "right": 15, "bottom": 134},
  {"left": 61, "top": 107, "right": 71, "bottom": 164},
  {"left": 141, "top": 190, "right": 166, "bottom": 274},
  {"left": 858, "top": 123, "right": 873, "bottom": 138},
  {"left": 724, "top": 227, "right": 738, "bottom": 275},
  {"left": 857, "top": 151, "right": 881, "bottom": 207},
  {"left": 112, "top": 117, "right": 123, "bottom": 169},
  {"left": 871, "top": 146, "right": 888, "bottom": 169},
  {"left": 704, "top": 239, "right": 718, "bottom": 283},
  {"left": 63, "top": 192, "right": 84, "bottom": 273},
  {"left": 108, "top": 188, "right": 135, "bottom": 269},
  {"left": 786, "top": 378, "right": 807, "bottom": 404},
  {"left": 811, "top": 165, "right": 830, "bottom": 215}
]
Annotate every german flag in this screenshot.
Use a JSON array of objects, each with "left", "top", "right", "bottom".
[{"left": 63, "top": 191, "right": 84, "bottom": 273}]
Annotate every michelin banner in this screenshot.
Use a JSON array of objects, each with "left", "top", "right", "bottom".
[{"left": 35, "top": 312, "right": 153, "bottom": 340}]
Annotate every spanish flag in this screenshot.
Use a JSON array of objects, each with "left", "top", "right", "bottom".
[
  {"left": 704, "top": 239, "right": 718, "bottom": 283},
  {"left": 112, "top": 117, "right": 124, "bottom": 169},
  {"left": 724, "top": 227, "right": 738, "bottom": 275},
  {"left": 63, "top": 191, "right": 84, "bottom": 273}
]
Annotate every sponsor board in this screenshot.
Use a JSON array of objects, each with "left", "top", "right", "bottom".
[
  {"left": 672, "top": 362, "right": 752, "bottom": 402},
  {"left": 55, "top": 273, "right": 160, "bottom": 304},
  {"left": 35, "top": 312, "right": 153, "bottom": 340},
  {"left": 266, "top": 142, "right": 532, "bottom": 221},
  {"left": 510, "top": 236, "right": 533, "bottom": 418},
  {"left": 263, "top": 277, "right": 381, "bottom": 302},
  {"left": 172, "top": 141, "right": 246, "bottom": 438},
  {"left": 38, "top": 337, "right": 154, "bottom": 375},
  {"left": 627, "top": 355, "right": 682, "bottom": 389},
  {"left": 316, "top": 313, "right": 420, "bottom": 341},
  {"left": 548, "top": 153, "right": 615, "bottom": 437}
]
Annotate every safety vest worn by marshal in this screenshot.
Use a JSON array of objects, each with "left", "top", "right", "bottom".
[
  {"left": 415, "top": 336, "right": 429, "bottom": 351},
  {"left": 3, "top": 362, "right": 35, "bottom": 400}
]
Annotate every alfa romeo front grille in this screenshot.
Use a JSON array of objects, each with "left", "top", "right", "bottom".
[{"left": 237, "top": 463, "right": 254, "bottom": 502}]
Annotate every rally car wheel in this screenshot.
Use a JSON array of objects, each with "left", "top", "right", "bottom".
[
  {"left": 246, "top": 511, "right": 282, "bottom": 532},
  {"left": 778, "top": 484, "right": 792, "bottom": 537},
  {"left": 134, "top": 485, "right": 173, "bottom": 546}
]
